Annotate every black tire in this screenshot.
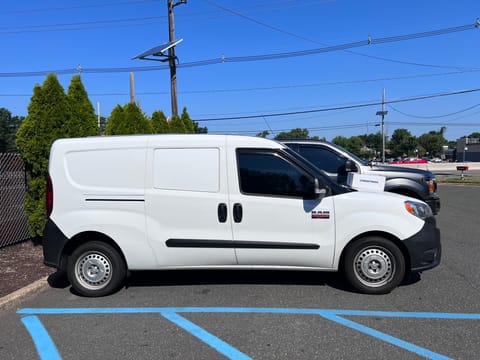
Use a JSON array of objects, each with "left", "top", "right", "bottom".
[
  {"left": 343, "top": 237, "right": 405, "bottom": 294},
  {"left": 67, "top": 241, "right": 126, "bottom": 297}
]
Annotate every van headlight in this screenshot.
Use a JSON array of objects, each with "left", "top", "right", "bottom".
[{"left": 404, "top": 200, "right": 433, "bottom": 219}]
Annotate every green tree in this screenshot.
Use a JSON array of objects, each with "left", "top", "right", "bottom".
[
  {"left": 417, "top": 127, "right": 447, "bottom": 157},
  {"left": 9, "top": 115, "right": 25, "bottom": 152},
  {"left": 194, "top": 122, "right": 208, "bottom": 133},
  {"left": 105, "top": 103, "right": 151, "bottom": 135},
  {"left": 468, "top": 132, "right": 480, "bottom": 138},
  {"left": 105, "top": 105, "right": 125, "bottom": 135},
  {"left": 332, "top": 135, "right": 348, "bottom": 148},
  {"left": 447, "top": 140, "right": 457, "bottom": 149},
  {"left": 358, "top": 132, "right": 383, "bottom": 155},
  {"left": 151, "top": 107, "right": 204, "bottom": 134},
  {"left": 275, "top": 128, "right": 311, "bottom": 139},
  {"left": 124, "top": 102, "right": 151, "bottom": 134},
  {"left": 332, "top": 135, "right": 363, "bottom": 155},
  {"left": 0, "top": 108, "right": 22, "bottom": 152},
  {"left": 180, "top": 107, "right": 195, "bottom": 133},
  {"left": 256, "top": 130, "right": 269, "bottom": 138},
  {"left": 168, "top": 115, "right": 186, "bottom": 133},
  {"left": 16, "top": 74, "right": 71, "bottom": 236},
  {"left": 0, "top": 108, "right": 9, "bottom": 152},
  {"left": 99, "top": 116, "right": 108, "bottom": 135},
  {"left": 389, "top": 128, "right": 417, "bottom": 158},
  {"left": 65, "top": 75, "right": 99, "bottom": 137},
  {"left": 16, "top": 73, "right": 102, "bottom": 236},
  {"left": 151, "top": 110, "right": 169, "bottom": 134}
]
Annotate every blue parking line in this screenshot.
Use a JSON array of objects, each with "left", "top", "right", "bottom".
[
  {"left": 21, "top": 316, "right": 61, "bottom": 360},
  {"left": 319, "top": 311, "right": 453, "bottom": 360},
  {"left": 330, "top": 309, "right": 480, "bottom": 319},
  {"left": 18, "top": 307, "right": 480, "bottom": 319},
  {"left": 18, "top": 307, "right": 479, "bottom": 360},
  {"left": 162, "top": 311, "right": 251, "bottom": 360}
]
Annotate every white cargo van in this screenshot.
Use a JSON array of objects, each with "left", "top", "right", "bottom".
[{"left": 43, "top": 134, "right": 441, "bottom": 297}]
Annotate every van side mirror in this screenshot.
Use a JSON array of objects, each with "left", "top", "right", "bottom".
[{"left": 314, "top": 178, "right": 327, "bottom": 200}]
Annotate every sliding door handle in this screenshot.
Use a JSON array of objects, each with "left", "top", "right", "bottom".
[
  {"left": 218, "top": 203, "right": 227, "bottom": 223},
  {"left": 233, "top": 203, "right": 243, "bottom": 223}
]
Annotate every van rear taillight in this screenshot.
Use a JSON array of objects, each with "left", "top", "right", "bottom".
[{"left": 46, "top": 175, "right": 53, "bottom": 217}]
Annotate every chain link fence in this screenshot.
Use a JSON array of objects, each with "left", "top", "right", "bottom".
[{"left": 0, "top": 153, "right": 30, "bottom": 248}]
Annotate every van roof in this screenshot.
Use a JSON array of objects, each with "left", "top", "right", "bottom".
[{"left": 51, "top": 134, "right": 284, "bottom": 150}]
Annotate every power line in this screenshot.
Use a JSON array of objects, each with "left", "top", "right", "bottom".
[
  {"left": 0, "top": 16, "right": 164, "bottom": 31},
  {"left": 2, "top": 68, "right": 480, "bottom": 97},
  {"left": 201, "top": 0, "right": 480, "bottom": 71},
  {"left": 1, "top": 21, "right": 478, "bottom": 77},
  {"left": 0, "top": 1, "right": 329, "bottom": 33},
  {"left": 201, "top": 0, "right": 317, "bottom": 45},
  {"left": 388, "top": 121, "right": 480, "bottom": 127},
  {"left": 0, "top": 0, "right": 318, "bottom": 16},
  {"left": 388, "top": 103, "right": 480, "bottom": 119},
  {"left": 3, "top": 87, "right": 479, "bottom": 123},
  {"left": 192, "top": 88, "right": 480, "bottom": 122},
  {"left": 0, "top": 1, "right": 159, "bottom": 15}
]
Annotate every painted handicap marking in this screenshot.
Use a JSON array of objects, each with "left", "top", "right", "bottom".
[{"left": 18, "top": 307, "right": 480, "bottom": 360}]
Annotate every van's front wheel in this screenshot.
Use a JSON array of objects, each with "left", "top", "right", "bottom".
[
  {"left": 343, "top": 237, "right": 405, "bottom": 294},
  {"left": 67, "top": 241, "right": 126, "bottom": 297}
]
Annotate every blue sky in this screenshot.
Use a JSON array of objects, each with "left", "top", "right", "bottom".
[{"left": 1, "top": 0, "right": 479, "bottom": 141}]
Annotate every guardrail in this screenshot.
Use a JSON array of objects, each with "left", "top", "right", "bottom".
[{"left": 0, "top": 153, "right": 30, "bottom": 248}]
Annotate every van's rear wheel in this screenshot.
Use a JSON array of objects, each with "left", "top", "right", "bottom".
[
  {"left": 67, "top": 241, "right": 126, "bottom": 297},
  {"left": 343, "top": 237, "right": 405, "bottom": 294}
]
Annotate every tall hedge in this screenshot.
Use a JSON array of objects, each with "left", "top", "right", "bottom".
[
  {"left": 16, "top": 73, "right": 99, "bottom": 237},
  {"left": 65, "top": 75, "right": 100, "bottom": 138},
  {"left": 151, "top": 110, "right": 169, "bottom": 134},
  {"left": 105, "top": 102, "right": 151, "bottom": 135},
  {"left": 180, "top": 107, "right": 195, "bottom": 133}
]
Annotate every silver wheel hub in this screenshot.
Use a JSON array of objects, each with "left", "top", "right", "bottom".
[
  {"left": 75, "top": 252, "right": 112, "bottom": 290},
  {"left": 354, "top": 247, "right": 393, "bottom": 287}
]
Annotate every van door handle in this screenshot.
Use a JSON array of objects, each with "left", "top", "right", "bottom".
[
  {"left": 218, "top": 203, "right": 227, "bottom": 223},
  {"left": 233, "top": 203, "right": 243, "bottom": 223}
]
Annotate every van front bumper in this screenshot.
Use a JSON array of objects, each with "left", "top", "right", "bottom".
[{"left": 403, "top": 216, "right": 441, "bottom": 272}]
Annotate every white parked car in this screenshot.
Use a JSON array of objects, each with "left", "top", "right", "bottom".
[{"left": 43, "top": 134, "right": 441, "bottom": 296}]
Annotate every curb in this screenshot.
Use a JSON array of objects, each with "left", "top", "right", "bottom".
[{"left": 0, "top": 276, "right": 49, "bottom": 310}]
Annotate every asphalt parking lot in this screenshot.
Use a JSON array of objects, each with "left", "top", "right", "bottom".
[{"left": 1, "top": 185, "right": 479, "bottom": 360}]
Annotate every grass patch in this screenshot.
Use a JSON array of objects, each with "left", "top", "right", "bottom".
[{"left": 437, "top": 176, "right": 480, "bottom": 184}]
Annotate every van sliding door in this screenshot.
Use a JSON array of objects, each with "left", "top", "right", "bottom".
[{"left": 144, "top": 137, "right": 236, "bottom": 267}]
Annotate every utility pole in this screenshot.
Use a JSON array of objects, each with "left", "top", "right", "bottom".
[
  {"left": 167, "top": 0, "right": 186, "bottom": 118},
  {"left": 129, "top": 72, "right": 135, "bottom": 104},
  {"left": 376, "top": 89, "right": 388, "bottom": 163}
]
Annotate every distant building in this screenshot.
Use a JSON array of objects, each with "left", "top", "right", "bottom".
[
  {"left": 444, "top": 148, "right": 455, "bottom": 162},
  {"left": 456, "top": 137, "right": 480, "bottom": 162}
]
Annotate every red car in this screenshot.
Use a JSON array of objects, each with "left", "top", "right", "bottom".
[{"left": 390, "top": 158, "right": 428, "bottom": 164}]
